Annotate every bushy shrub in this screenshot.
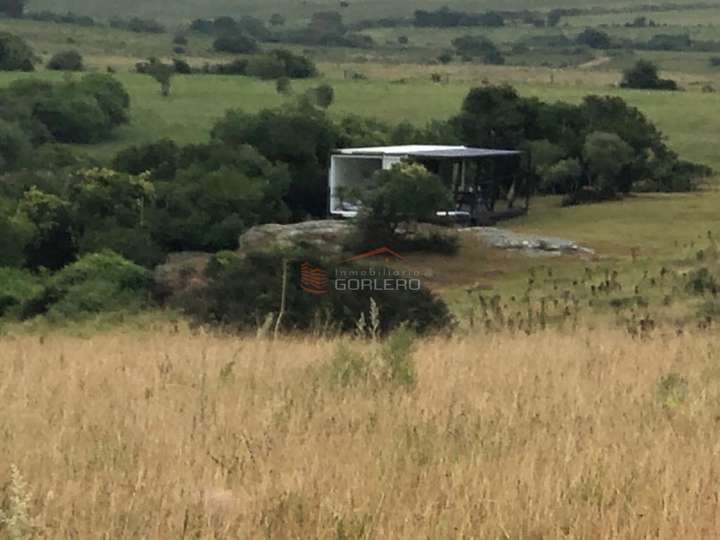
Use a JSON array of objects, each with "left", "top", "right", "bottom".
[
  {"left": 0, "top": 267, "right": 42, "bottom": 319},
  {"left": 113, "top": 139, "right": 181, "bottom": 180},
  {"left": 576, "top": 28, "right": 612, "bottom": 49},
  {"left": 213, "top": 33, "right": 258, "bottom": 54},
  {"left": 451, "top": 35, "right": 504, "bottom": 64},
  {"left": 16, "top": 187, "right": 76, "bottom": 270},
  {"left": 0, "top": 32, "right": 36, "bottom": 71},
  {"left": 25, "top": 74, "right": 130, "bottom": 143},
  {"left": 28, "top": 251, "right": 152, "bottom": 321},
  {"left": 109, "top": 16, "right": 165, "bottom": 34},
  {"left": 211, "top": 104, "right": 336, "bottom": 218},
  {"left": 246, "top": 49, "right": 317, "bottom": 80},
  {"left": 356, "top": 163, "right": 453, "bottom": 241},
  {"left": 621, "top": 60, "right": 678, "bottom": 90},
  {"left": 0, "top": 118, "right": 29, "bottom": 169},
  {"left": 33, "top": 88, "right": 111, "bottom": 143},
  {"left": 178, "top": 251, "right": 452, "bottom": 335},
  {"left": 47, "top": 50, "right": 83, "bottom": 71}
]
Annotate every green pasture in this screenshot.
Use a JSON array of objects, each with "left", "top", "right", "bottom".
[{"left": 1, "top": 69, "right": 717, "bottom": 170}]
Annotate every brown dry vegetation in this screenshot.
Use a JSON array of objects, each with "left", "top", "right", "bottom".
[{"left": 2, "top": 326, "right": 720, "bottom": 538}]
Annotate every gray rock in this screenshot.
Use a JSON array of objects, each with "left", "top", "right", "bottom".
[
  {"left": 460, "top": 227, "right": 594, "bottom": 257},
  {"left": 238, "top": 220, "right": 354, "bottom": 255}
]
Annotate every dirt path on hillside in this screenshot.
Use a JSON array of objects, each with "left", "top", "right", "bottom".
[{"left": 579, "top": 56, "right": 611, "bottom": 69}]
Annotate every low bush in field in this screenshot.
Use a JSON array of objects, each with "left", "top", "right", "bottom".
[
  {"left": 47, "top": 50, "right": 84, "bottom": 71},
  {"left": 177, "top": 251, "right": 452, "bottom": 335},
  {"left": 23, "top": 251, "right": 152, "bottom": 321}
]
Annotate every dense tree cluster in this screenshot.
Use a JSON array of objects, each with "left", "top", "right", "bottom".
[
  {"left": 414, "top": 7, "right": 505, "bottom": 28},
  {"left": 453, "top": 84, "right": 707, "bottom": 203},
  {"left": 451, "top": 35, "right": 505, "bottom": 64},
  {"left": 0, "top": 31, "right": 35, "bottom": 71},
  {"left": 620, "top": 60, "right": 678, "bottom": 91},
  {"left": 0, "top": 73, "right": 129, "bottom": 147}
]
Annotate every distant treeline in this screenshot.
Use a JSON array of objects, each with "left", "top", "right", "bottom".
[
  {"left": 22, "top": 10, "right": 166, "bottom": 33},
  {"left": 548, "top": 2, "right": 720, "bottom": 26}
]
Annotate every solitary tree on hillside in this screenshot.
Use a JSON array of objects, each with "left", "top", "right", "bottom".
[
  {"left": 0, "top": 0, "right": 26, "bottom": 18},
  {"left": 620, "top": 60, "right": 678, "bottom": 90},
  {"left": 146, "top": 59, "right": 175, "bottom": 97}
]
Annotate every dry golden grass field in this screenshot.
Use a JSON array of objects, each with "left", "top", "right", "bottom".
[{"left": 2, "top": 325, "right": 720, "bottom": 538}]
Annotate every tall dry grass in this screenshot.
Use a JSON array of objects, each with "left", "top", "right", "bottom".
[{"left": 1, "top": 326, "right": 720, "bottom": 538}]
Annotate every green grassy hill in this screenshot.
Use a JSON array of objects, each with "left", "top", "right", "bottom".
[{"left": 26, "top": 0, "right": 720, "bottom": 23}]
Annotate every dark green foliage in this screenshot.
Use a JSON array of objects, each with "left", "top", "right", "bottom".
[
  {"left": 113, "top": 139, "right": 180, "bottom": 180},
  {"left": 0, "top": 74, "right": 130, "bottom": 144},
  {"left": 148, "top": 144, "right": 291, "bottom": 252},
  {"left": 191, "top": 16, "right": 270, "bottom": 41},
  {"left": 414, "top": 7, "right": 504, "bottom": 28},
  {"left": 269, "top": 13, "right": 286, "bottom": 27},
  {"left": 33, "top": 86, "right": 111, "bottom": 143},
  {"left": 27, "top": 251, "right": 152, "bottom": 321},
  {"left": 686, "top": 268, "right": 718, "bottom": 294},
  {"left": 109, "top": 16, "right": 165, "bottom": 34},
  {"left": 451, "top": 35, "right": 504, "bottom": 64},
  {"left": 640, "top": 33, "right": 692, "bottom": 51},
  {"left": 380, "top": 327, "right": 417, "bottom": 388},
  {"left": 0, "top": 31, "right": 35, "bottom": 71},
  {"left": 69, "top": 168, "right": 162, "bottom": 267},
  {"left": 576, "top": 28, "right": 613, "bottom": 49},
  {"left": 16, "top": 187, "right": 76, "bottom": 270},
  {"left": 179, "top": 251, "right": 452, "bottom": 335},
  {"left": 0, "top": 118, "right": 29, "bottom": 169},
  {"left": 308, "top": 83, "right": 335, "bottom": 109},
  {"left": 47, "top": 50, "right": 83, "bottom": 71},
  {"left": 76, "top": 74, "right": 130, "bottom": 127},
  {"left": 0, "top": 201, "right": 32, "bottom": 267},
  {"left": 355, "top": 163, "right": 453, "bottom": 242},
  {"left": 276, "top": 77, "right": 292, "bottom": 95},
  {"left": 173, "top": 58, "right": 192, "bottom": 74},
  {"left": 621, "top": 60, "right": 678, "bottom": 90},
  {"left": 213, "top": 32, "right": 258, "bottom": 54},
  {"left": 211, "top": 104, "right": 336, "bottom": 218},
  {"left": 144, "top": 58, "right": 175, "bottom": 96},
  {"left": 0, "top": 0, "right": 25, "bottom": 18},
  {"left": 0, "top": 267, "right": 41, "bottom": 319}
]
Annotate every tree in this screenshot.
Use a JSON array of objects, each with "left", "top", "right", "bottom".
[
  {"left": 0, "top": 119, "right": 28, "bottom": 169},
  {"left": 276, "top": 77, "right": 292, "bottom": 95},
  {"left": 145, "top": 59, "right": 175, "bottom": 97},
  {"left": 582, "top": 131, "right": 634, "bottom": 192},
  {"left": 576, "top": 28, "right": 612, "bottom": 49},
  {"left": 211, "top": 104, "right": 336, "bottom": 218},
  {"left": 269, "top": 13, "right": 286, "bottom": 27},
  {"left": 69, "top": 168, "right": 161, "bottom": 267},
  {"left": 309, "top": 83, "right": 335, "bottom": 109},
  {"left": 620, "top": 60, "right": 678, "bottom": 90},
  {"left": 356, "top": 162, "right": 453, "bottom": 240},
  {"left": 451, "top": 35, "right": 504, "bottom": 64},
  {"left": 47, "top": 50, "right": 84, "bottom": 71},
  {"left": 213, "top": 33, "right": 258, "bottom": 53},
  {"left": 0, "top": 0, "right": 25, "bottom": 18},
  {"left": 0, "top": 32, "right": 35, "bottom": 71},
  {"left": 17, "top": 187, "right": 76, "bottom": 270}
]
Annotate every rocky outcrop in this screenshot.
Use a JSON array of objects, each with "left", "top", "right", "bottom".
[
  {"left": 237, "top": 220, "right": 354, "bottom": 255},
  {"left": 460, "top": 227, "right": 594, "bottom": 257}
]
